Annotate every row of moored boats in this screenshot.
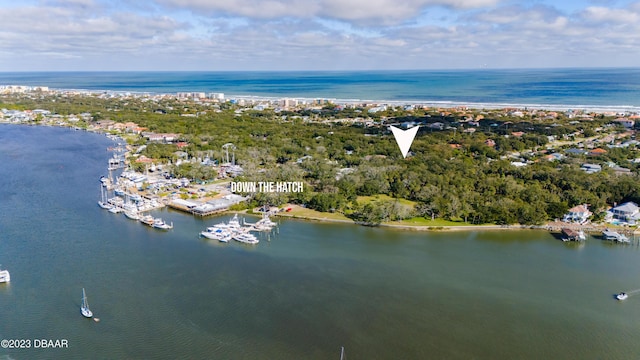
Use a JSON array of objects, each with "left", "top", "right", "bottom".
[
  {"left": 199, "top": 213, "right": 277, "bottom": 245},
  {"left": 98, "top": 178, "right": 173, "bottom": 230}
]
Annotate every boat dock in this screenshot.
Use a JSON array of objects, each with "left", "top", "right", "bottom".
[{"left": 547, "top": 222, "right": 640, "bottom": 245}]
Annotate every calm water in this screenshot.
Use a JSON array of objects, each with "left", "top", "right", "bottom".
[
  {"left": 2, "top": 69, "right": 640, "bottom": 109},
  {"left": 1, "top": 124, "right": 640, "bottom": 359}
]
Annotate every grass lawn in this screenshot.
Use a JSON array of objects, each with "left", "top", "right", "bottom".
[
  {"left": 390, "top": 217, "right": 484, "bottom": 226},
  {"left": 278, "top": 205, "right": 352, "bottom": 222},
  {"left": 357, "top": 194, "right": 417, "bottom": 207}
]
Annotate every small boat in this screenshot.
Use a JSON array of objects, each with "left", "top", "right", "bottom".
[
  {"left": 81, "top": 288, "right": 93, "bottom": 318},
  {"left": 602, "top": 229, "right": 630, "bottom": 243},
  {"left": 616, "top": 292, "right": 628, "bottom": 300},
  {"left": 152, "top": 218, "right": 173, "bottom": 230},
  {"left": 0, "top": 266, "right": 10, "bottom": 283},
  {"left": 340, "top": 346, "right": 346, "bottom": 360}
]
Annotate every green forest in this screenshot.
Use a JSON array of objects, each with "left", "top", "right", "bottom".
[{"left": 3, "top": 93, "right": 640, "bottom": 226}]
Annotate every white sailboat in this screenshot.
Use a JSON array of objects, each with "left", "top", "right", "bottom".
[
  {"left": 97, "top": 183, "right": 113, "bottom": 210},
  {"left": 81, "top": 288, "right": 93, "bottom": 318}
]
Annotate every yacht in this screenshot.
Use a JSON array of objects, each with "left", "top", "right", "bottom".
[
  {"left": 139, "top": 214, "right": 155, "bottom": 226},
  {"left": 124, "top": 210, "right": 140, "bottom": 220},
  {"left": 0, "top": 266, "right": 10, "bottom": 283},
  {"left": 244, "top": 213, "right": 278, "bottom": 231},
  {"left": 152, "top": 218, "right": 173, "bottom": 230},
  {"left": 200, "top": 226, "right": 232, "bottom": 242},
  {"left": 227, "top": 214, "right": 242, "bottom": 230},
  {"left": 616, "top": 292, "right": 628, "bottom": 300},
  {"left": 233, "top": 232, "right": 259, "bottom": 245}
]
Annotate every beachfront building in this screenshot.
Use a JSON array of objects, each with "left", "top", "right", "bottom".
[
  {"left": 606, "top": 202, "right": 640, "bottom": 225},
  {"left": 563, "top": 204, "right": 592, "bottom": 224}
]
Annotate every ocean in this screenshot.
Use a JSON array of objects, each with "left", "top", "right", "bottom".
[
  {"left": 2, "top": 124, "right": 640, "bottom": 359},
  {"left": 1, "top": 69, "right": 640, "bottom": 111}
]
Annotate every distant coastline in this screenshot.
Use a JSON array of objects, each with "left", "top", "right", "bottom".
[{"left": 3, "top": 68, "right": 640, "bottom": 112}]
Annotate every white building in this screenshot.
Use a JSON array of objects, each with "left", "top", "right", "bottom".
[{"left": 563, "top": 204, "right": 592, "bottom": 224}]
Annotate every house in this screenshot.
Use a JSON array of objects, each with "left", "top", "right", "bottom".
[
  {"left": 613, "top": 118, "right": 635, "bottom": 128},
  {"left": 608, "top": 202, "right": 640, "bottom": 225},
  {"left": 565, "top": 148, "right": 586, "bottom": 156},
  {"left": 588, "top": 148, "right": 608, "bottom": 156},
  {"left": 563, "top": 204, "right": 592, "bottom": 224},
  {"left": 581, "top": 163, "right": 601, "bottom": 173}
]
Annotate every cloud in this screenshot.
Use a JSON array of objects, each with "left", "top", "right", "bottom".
[
  {"left": 155, "top": 0, "right": 500, "bottom": 24},
  {"left": 2, "top": 1, "right": 640, "bottom": 70}
]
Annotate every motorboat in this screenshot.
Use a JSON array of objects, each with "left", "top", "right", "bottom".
[
  {"left": 0, "top": 266, "right": 10, "bottom": 283},
  {"left": 602, "top": 229, "right": 630, "bottom": 243},
  {"left": 81, "top": 288, "right": 93, "bottom": 318},
  {"left": 124, "top": 210, "right": 140, "bottom": 220},
  {"left": 139, "top": 214, "right": 155, "bottom": 226},
  {"left": 152, "top": 218, "right": 173, "bottom": 230},
  {"left": 200, "top": 226, "right": 232, "bottom": 242},
  {"left": 233, "top": 232, "right": 259, "bottom": 245},
  {"left": 616, "top": 292, "right": 628, "bottom": 300}
]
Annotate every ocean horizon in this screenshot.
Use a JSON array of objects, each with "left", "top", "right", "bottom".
[{"left": 2, "top": 68, "right": 640, "bottom": 111}]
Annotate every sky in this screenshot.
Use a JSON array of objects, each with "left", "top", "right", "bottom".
[{"left": 0, "top": 0, "right": 639, "bottom": 71}]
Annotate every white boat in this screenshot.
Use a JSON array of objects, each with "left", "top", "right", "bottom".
[
  {"left": 152, "top": 218, "right": 173, "bottom": 230},
  {"left": 98, "top": 183, "right": 113, "bottom": 210},
  {"left": 602, "top": 229, "right": 630, "bottom": 243},
  {"left": 616, "top": 292, "right": 628, "bottom": 300},
  {"left": 233, "top": 232, "right": 259, "bottom": 245},
  {"left": 244, "top": 213, "right": 278, "bottom": 231},
  {"left": 124, "top": 210, "right": 140, "bottom": 220},
  {"left": 227, "top": 214, "right": 242, "bottom": 229},
  {"left": 81, "top": 288, "right": 93, "bottom": 318},
  {"left": 200, "top": 226, "right": 232, "bottom": 242},
  {"left": 0, "top": 266, "right": 10, "bottom": 283},
  {"left": 108, "top": 206, "right": 123, "bottom": 214},
  {"left": 139, "top": 214, "right": 155, "bottom": 226}
]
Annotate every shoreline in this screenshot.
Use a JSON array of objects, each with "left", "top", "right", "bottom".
[
  {"left": 267, "top": 208, "right": 548, "bottom": 232},
  {"left": 268, "top": 207, "right": 640, "bottom": 234}
]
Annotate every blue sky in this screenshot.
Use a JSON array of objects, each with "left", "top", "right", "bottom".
[{"left": 0, "top": 0, "right": 639, "bottom": 70}]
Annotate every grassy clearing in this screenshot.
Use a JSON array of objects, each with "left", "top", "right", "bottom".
[
  {"left": 277, "top": 205, "right": 352, "bottom": 222},
  {"left": 389, "top": 217, "right": 482, "bottom": 226},
  {"left": 357, "top": 195, "right": 417, "bottom": 207}
]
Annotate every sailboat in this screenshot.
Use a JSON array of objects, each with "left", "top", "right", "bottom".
[
  {"left": 81, "top": 288, "right": 93, "bottom": 318},
  {"left": 97, "top": 183, "right": 113, "bottom": 210}
]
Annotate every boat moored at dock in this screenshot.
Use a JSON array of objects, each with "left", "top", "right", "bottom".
[
  {"left": 561, "top": 228, "right": 586, "bottom": 242},
  {"left": 602, "top": 229, "right": 630, "bottom": 243}
]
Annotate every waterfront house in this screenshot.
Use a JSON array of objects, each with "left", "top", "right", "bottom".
[
  {"left": 607, "top": 202, "right": 640, "bottom": 225},
  {"left": 563, "top": 204, "right": 592, "bottom": 224}
]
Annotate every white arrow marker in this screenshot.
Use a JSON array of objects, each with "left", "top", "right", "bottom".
[{"left": 390, "top": 125, "right": 419, "bottom": 158}]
